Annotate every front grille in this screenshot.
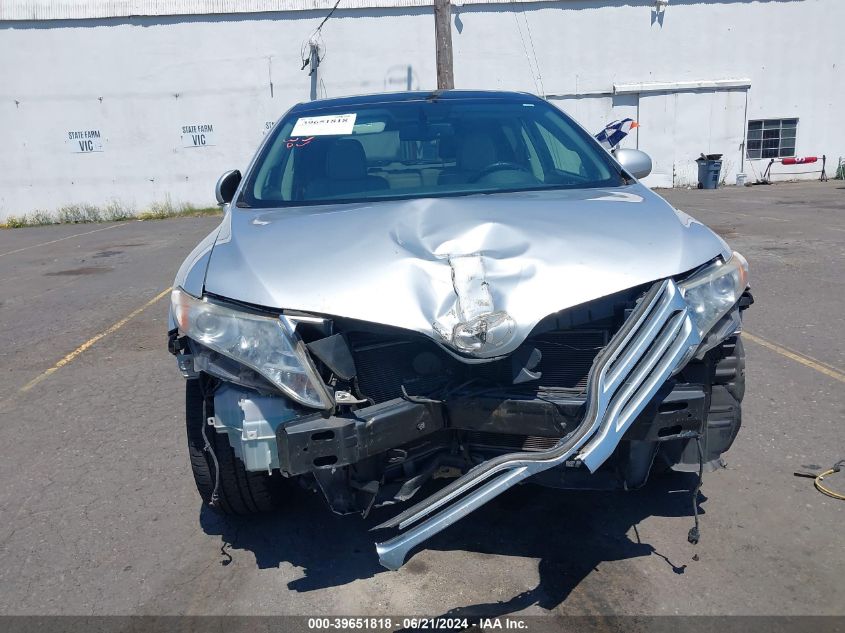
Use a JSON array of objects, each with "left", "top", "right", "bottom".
[
  {"left": 520, "top": 330, "right": 608, "bottom": 389},
  {"left": 347, "top": 329, "right": 607, "bottom": 404},
  {"left": 464, "top": 431, "right": 559, "bottom": 452},
  {"left": 350, "top": 336, "right": 451, "bottom": 405}
]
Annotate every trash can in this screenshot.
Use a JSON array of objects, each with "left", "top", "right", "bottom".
[{"left": 696, "top": 154, "right": 723, "bottom": 189}]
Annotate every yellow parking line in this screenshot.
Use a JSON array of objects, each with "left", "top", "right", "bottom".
[
  {"left": 0, "top": 223, "right": 127, "bottom": 258},
  {"left": 20, "top": 287, "right": 171, "bottom": 393},
  {"left": 744, "top": 331, "right": 845, "bottom": 384}
]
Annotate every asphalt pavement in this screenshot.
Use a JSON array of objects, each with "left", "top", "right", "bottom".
[{"left": 0, "top": 181, "right": 843, "bottom": 617}]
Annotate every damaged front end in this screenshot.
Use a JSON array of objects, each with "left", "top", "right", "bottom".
[
  {"left": 373, "top": 277, "right": 699, "bottom": 569},
  {"left": 169, "top": 249, "right": 750, "bottom": 570}
]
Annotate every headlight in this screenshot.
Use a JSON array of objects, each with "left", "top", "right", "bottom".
[
  {"left": 679, "top": 252, "right": 749, "bottom": 340},
  {"left": 171, "top": 288, "right": 332, "bottom": 409}
]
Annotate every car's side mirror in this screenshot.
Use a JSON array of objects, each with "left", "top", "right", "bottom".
[
  {"left": 613, "top": 148, "right": 652, "bottom": 180},
  {"left": 215, "top": 169, "right": 242, "bottom": 205}
]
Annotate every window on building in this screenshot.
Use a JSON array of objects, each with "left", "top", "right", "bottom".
[{"left": 746, "top": 119, "right": 798, "bottom": 159}]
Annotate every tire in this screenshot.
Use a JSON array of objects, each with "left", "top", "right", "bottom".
[{"left": 185, "top": 379, "right": 284, "bottom": 515}]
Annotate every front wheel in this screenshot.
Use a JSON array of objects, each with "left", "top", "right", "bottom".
[{"left": 185, "top": 379, "right": 285, "bottom": 515}]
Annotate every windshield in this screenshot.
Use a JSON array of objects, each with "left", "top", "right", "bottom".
[{"left": 240, "top": 97, "right": 624, "bottom": 208}]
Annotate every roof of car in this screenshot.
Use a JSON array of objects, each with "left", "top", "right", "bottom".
[{"left": 289, "top": 90, "right": 543, "bottom": 114}]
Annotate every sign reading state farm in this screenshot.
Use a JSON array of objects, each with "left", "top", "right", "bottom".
[
  {"left": 67, "top": 130, "right": 104, "bottom": 153},
  {"left": 181, "top": 124, "right": 215, "bottom": 148}
]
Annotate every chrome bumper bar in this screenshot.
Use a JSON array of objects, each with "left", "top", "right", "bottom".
[{"left": 374, "top": 279, "right": 701, "bottom": 570}]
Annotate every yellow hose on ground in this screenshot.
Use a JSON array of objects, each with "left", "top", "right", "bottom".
[{"left": 814, "top": 468, "right": 845, "bottom": 501}]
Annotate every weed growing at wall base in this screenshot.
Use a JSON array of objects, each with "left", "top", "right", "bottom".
[{"left": 1, "top": 201, "right": 221, "bottom": 229}]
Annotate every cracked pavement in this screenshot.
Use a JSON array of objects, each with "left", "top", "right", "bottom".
[{"left": 0, "top": 182, "right": 843, "bottom": 616}]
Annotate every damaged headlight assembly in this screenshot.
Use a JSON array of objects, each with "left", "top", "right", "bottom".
[
  {"left": 679, "top": 251, "right": 749, "bottom": 355},
  {"left": 171, "top": 288, "right": 333, "bottom": 409}
]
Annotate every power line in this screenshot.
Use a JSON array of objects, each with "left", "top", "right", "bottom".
[
  {"left": 301, "top": 0, "right": 342, "bottom": 71},
  {"left": 315, "top": 0, "right": 343, "bottom": 34},
  {"left": 511, "top": 8, "right": 541, "bottom": 97},
  {"left": 520, "top": 9, "right": 545, "bottom": 98}
]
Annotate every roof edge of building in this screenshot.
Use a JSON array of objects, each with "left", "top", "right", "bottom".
[{"left": 0, "top": 0, "right": 567, "bottom": 22}]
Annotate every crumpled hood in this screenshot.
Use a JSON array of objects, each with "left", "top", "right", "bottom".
[{"left": 204, "top": 184, "right": 729, "bottom": 357}]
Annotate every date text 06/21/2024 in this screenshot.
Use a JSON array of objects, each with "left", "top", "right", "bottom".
[{"left": 306, "top": 617, "right": 529, "bottom": 630}]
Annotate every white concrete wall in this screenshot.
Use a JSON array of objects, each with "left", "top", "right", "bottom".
[
  {"left": 0, "top": 8, "right": 436, "bottom": 218},
  {"left": 1, "top": 0, "right": 842, "bottom": 219},
  {"left": 451, "top": 0, "right": 843, "bottom": 188}
]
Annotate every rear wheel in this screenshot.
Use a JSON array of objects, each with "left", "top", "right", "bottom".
[{"left": 185, "top": 379, "right": 285, "bottom": 514}]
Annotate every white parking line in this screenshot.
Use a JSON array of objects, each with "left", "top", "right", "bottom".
[{"left": 0, "top": 223, "right": 127, "bottom": 258}]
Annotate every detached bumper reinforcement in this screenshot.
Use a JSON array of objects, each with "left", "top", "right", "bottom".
[{"left": 373, "top": 278, "right": 700, "bottom": 570}]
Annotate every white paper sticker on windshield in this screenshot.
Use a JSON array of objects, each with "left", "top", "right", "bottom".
[{"left": 291, "top": 113, "right": 357, "bottom": 137}]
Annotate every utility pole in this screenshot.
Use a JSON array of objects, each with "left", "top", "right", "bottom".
[
  {"left": 308, "top": 41, "right": 320, "bottom": 101},
  {"left": 433, "top": 0, "right": 454, "bottom": 89}
]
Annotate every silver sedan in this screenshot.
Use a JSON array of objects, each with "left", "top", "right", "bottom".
[{"left": 168, "top": 90, "right": 752, "bottom": 570}]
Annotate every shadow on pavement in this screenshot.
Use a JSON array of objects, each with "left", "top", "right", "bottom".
[{"left": 199, "top": 471, "right": 704, "bottom": 612}]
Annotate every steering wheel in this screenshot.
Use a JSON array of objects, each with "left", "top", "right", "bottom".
[{"left": 469, "top": 161, "right": 534, "bottom": 183}]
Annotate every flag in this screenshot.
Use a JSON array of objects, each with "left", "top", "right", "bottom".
[{"left": 595, "top": 119, "right": 639, "bottom": 150}]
